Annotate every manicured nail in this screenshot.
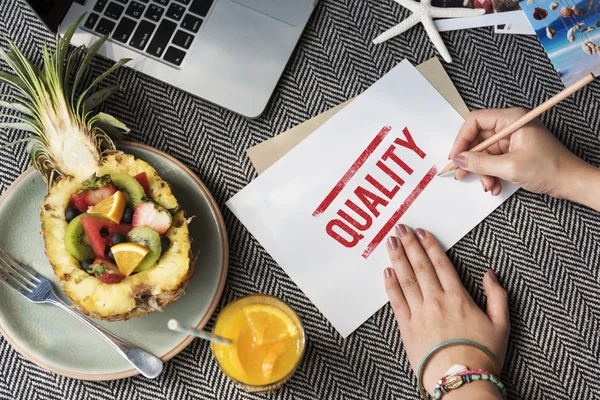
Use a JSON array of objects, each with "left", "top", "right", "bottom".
[
  {"left": 415, "top": 228, "right": 426, "bottom": 240},
  {"left": 384, "top": 267, "right": 393, "bottom": 279},
  {"left": 481, "top": 179, "right": 488, "bottom": 192},
  {"left": 488, "top": 269, "right": 497, "bottom": 282},
  {"left": 396, "top": 224, "right": 408, "bottom": 237},
  {"left": 453, "top": 154, "right": 467, "bottom": 168},
  {"left": 387, "top": 236, "right": 398, "bottom": 250}
]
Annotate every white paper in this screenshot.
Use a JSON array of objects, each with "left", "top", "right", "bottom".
[{"left": 227, "top": 60, "right": 518, "bottom": 338}]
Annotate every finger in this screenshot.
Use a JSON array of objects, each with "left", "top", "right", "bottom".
[
  {"left": 383, "top": 267, "right": 411, "bottom": 327},
  {"left": 387, "top": 235, "right": 423, "bottom": 306},
  {"left": 453, "top": 151, "right": 516, "bottom": 181},
  {"left": 454, "top": 167, "right": 468, "bottom": 180},
  {"left": 480, "top": 175, "right": 495, "bottom": 193},
  {"left": 490, "top": 178, "right": 502, "bottom": 196},
  {"left": 415, "top": 229, "right": 463, "bottom": 292},
  {"left": 396, "top": 225, "right": 443, "bottom": 296},
  {"left": 449, "top": 109, "right": 526, "bottom": 159},
  {"left": 482, "top": 269, "right": 510, "bottom": 332},
  {"left": 455, "top": 135, "right": 500, "bottom": 181}
]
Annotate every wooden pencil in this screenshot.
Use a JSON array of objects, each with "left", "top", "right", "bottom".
[{"left": 437, "top": 72, "right": 596, "bottom": 177}]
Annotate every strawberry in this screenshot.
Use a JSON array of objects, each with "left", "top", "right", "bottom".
[
  {"left": 71, "top": 174, "right": 117, "bottom": 212},
  {"left": 134, "top": 172, "right": 150, "bottom": 196},
  {"left": 87, "top": 259, "right": 125, "bottom": 284},
  {"left": 99, "top": 272, "right": 125, "bottom": 284},
  {"left": 132, "top": 202, "right": 172, "bottom": 235}
]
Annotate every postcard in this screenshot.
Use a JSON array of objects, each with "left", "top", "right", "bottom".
[
  {"left": 227, "top": 60, "right": 518, "bottom": 337},
  {"left": 520, "top": 0, "right": 600, "bottom": 86}
]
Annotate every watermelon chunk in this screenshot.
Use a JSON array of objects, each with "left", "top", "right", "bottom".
[
  {"left": 81, "top": 217, "right": 132, "bottom": 259},
  {"left": 134, "top": 172, "right": 150, "bottom": 196}
]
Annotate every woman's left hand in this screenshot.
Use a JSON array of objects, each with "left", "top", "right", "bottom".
[{"left": 383, "top": 225, "right": 509, "bottom": 395}]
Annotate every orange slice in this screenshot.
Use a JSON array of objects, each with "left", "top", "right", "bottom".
[
  {"left": 243, "top": 304, "right": 298, "bottom": 346},
  {"left": 90, "top": 191, "right": 126, "bottom": 223},
  {"left": 261, "top": 341, "right": 286, "bottom": 380},
  {"left": 111, "top": 242, "right": 149, "bottom": 277}
]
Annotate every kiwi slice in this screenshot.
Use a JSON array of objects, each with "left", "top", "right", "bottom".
[
  {"left": 65, "top": 213, "right": 96, "bottom": 262},
  {"left": 110, "top": 173, "right": 145, "bottom": 209},
  {"left": 127, "top": 226, "right": 162, "bottom": 273}
]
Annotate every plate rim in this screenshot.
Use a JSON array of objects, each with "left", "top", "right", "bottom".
[{"left": 0, "top": 141, "right": 229, "bottom": 381}]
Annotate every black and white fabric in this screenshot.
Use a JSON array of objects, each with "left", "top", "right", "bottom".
[{"left": 1, "top": 0, "right": 599, "bottom": 398}]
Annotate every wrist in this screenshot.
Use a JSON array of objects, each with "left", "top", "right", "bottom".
[
  {"left": 444, "top": 380, "right": 503, "bottom": 400},
  {"left": 422, "top": 345, "right": 497, "bottom": 394},
  {"left": 557, "top": 160, "right": 600, "bottom": 211}
]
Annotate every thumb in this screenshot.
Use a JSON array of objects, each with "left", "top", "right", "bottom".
[
  {"left": 454, "top": 151, "right": 515, "bottom": 180},
  {"left": 483, "top": 269, "right": 510, "bottom": 330}
]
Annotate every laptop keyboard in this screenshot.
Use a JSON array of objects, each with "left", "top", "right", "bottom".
[{"left": 82, "top": 0, "right": 214, "bottom": 68}]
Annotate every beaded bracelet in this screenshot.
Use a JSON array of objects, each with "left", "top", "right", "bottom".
[
  {"left": 429, "top": 369, "right": 507, "bottom": 399},
  {"left": 417, "top": 339, "right": 499, "bottom": 400}
]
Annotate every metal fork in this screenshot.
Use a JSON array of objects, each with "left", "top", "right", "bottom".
[{"left": 0, "top": 248, "right": 163, "bottom": 379}]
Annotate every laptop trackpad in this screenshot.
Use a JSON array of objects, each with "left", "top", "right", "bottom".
[{"left": 231, "top": 0, "right": 311, "bottom": 26}]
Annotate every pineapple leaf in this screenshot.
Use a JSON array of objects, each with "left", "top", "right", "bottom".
[
  {"left": 89, "top": 112, "right": 130, "bottom": 139},
  {"left": 64, "top": 46, "right": 84, "bottom": 96},
  {"left": 0, "top": 121, "right": 40, "bottom": 133},
  {"left": 0, "top": 136, "right": 36, "bottom": 151},
  {"left": 77, "top": 58, "right": 131, "bottom": 115},
  {"left": 1, "top": 44, "right": 44, "bottom": 102},
  {"left": 0, "top": 70, "right": 34, "bottom": 98},
  {"left": 56, "top": 14, "right": 86, "bottom": 79},
  {"left": 71, "top": 34, "right": 109, "bottom": 105},
  {"left": 0, "top": 98, "right": 34, "bottom": 116},
  {"left": 83, "top": 85, "right": 120, "bottom": 111}
]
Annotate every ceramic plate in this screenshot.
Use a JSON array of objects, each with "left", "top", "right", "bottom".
[{"left": 0, "top": 142, "right": 228, "bottom": 380}]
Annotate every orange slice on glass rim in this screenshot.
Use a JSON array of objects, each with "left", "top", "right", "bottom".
[{"left": 243, "top": 304, "right": 298, "bottom": 346}]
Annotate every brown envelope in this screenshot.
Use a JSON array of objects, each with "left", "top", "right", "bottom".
[{"left": 248, "top": 58, "right": 470, "bottom": 175}]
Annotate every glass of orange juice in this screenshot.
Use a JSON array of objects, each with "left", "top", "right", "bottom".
[{"left": 211, "top": 294, "right": 306, "bottom": 392}]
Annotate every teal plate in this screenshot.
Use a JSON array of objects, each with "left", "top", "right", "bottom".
[{"left": 0, "top": 142, "right": 228, "bottom": 380}]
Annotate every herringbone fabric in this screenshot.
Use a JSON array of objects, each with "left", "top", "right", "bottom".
[{"left": 1, "top": 0, "right": 599, "bottom": 399}]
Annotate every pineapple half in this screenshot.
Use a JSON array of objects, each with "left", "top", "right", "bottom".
[{"left": 0, "top": 16, "right": 193, "bottom": 321}]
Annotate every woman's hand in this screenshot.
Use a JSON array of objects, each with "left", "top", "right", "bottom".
[
  {"left": 383, "top": 225, "right": 509, "bottom": 398},
  {"left": 449, "top": 108, "right": 598, "bottom": 204}
]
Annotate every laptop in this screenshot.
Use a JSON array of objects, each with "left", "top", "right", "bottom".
[{"left": 25, "top": 0, "right": 317, "bottom": 118}]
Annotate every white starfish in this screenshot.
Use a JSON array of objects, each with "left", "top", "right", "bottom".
[{"left": 373, "top": 0, "right": 486, "bottom": 63}]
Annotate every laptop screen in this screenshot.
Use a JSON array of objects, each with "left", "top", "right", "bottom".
[{"left": 25, "top": 0, "right": 82, "bottom": 33}]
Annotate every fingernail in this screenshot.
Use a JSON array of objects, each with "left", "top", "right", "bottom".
[
  {"left": 384, "top": 267, "right": 393, "bottom": 279},
  {"left": 396, "top": 224, "right": 408, "bottom": 237},
  {"left": 415, "top": 228, "right": 426, "bottom": 240},
  {"left": 387, "top": 236, "right": 398, "bottom": 250},
  {"left": 488, "top": 269, "right": 497, "bottom": 282},
  {"left": 453, "top": 154, "right": 467, "bottom": 168},
  {"left": 481, "top": 179, "right": 488, "bottom": 192}
]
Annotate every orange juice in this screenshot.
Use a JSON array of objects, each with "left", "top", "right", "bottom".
[{"left": 212, "top": 294, "right": 305, "bottom": 391}]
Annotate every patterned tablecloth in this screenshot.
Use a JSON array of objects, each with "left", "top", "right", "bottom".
[{"left": 2, "top": 0, "right": 600, "bottom": 398}]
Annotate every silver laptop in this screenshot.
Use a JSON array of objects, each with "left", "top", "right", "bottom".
[{"left": 26, "top": 0, "right": 317, "bottom": 118}]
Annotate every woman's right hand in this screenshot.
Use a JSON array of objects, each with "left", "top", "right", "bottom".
[{"left": 449, "top": 108, "right": 598, "bottom": 204}]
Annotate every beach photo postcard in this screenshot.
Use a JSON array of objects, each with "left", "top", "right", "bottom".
[{"left": 521, "top": 0, "right": 600, "bottom": 86}]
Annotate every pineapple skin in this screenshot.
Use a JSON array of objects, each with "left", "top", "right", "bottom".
[{"left": 40, "top": 153, "right": 193, "bottom": 321}]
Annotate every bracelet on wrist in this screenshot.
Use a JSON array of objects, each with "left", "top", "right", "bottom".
[
  {"left": 429, "top": 369, "right": 506, "bottom": 399},
  {"left": 417, "top": 339, "right": 501, "bottom": 400}
]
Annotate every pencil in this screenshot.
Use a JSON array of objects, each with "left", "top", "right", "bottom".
[{"left": 437, "top": 72, "right": 596, "bottom": 177}]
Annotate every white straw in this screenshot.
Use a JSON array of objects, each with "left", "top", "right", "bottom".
[{"left": 167, "top": 319, "right": 233, "bottom": 346}]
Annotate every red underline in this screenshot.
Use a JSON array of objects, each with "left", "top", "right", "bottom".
[
  {"left": 361, "top": 165, "right": 438, "bottom": 259},
  {"left": 312, "top": 126, "right": 392, "bottom": 217}
]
